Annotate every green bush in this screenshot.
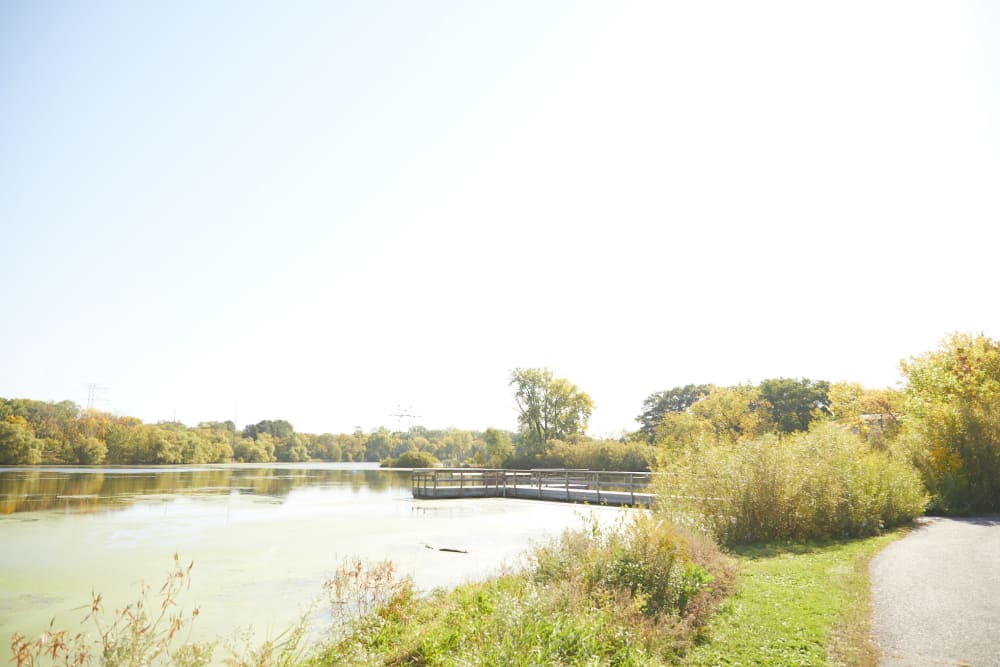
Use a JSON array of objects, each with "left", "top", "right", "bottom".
[
  {"left": 901, "top": 333, "right": 1000, "bottom": 513},
  {"left": 658, "top": 422, "right": 928, "bottom": 544},
  {"left": 531, "top": 513, "right": 734, "bottom": 621},
  {"left": 380, "top": 449, "right": 439, "bottom": 468}
]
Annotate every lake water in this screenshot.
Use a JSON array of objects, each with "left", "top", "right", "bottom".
[{"left": 0, "top": 463, "right": 625, "bottom": 648}]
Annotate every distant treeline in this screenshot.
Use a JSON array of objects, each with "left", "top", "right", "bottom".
[
  {"left": 5, "top": 332, "right": 1000, "bottom": 513},
  {"left": 0, "top": 399, "right": 647, "bottom": 470},
  {"left": 0, "top": 376, "right": 903, "bottom": 472},
  {"left": 0, "top": 400, "right": 511, "bottom": 467}
]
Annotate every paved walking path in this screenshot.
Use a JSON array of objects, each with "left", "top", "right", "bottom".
[{"left": 871, "top": 517, "right": 1000, "bottom": 666}]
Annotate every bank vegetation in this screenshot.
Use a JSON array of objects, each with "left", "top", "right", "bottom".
[{"left": 9, "top": 331, "right": 1000, "bottom": 665}]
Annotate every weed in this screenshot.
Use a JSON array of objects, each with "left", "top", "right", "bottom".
[
  {"left": 313, "top": 513, "right": 736, "bottom": 666},
  {"left": 10, "top": 554, "right": 212, "bottom": 667},
  {"left": 322, "top": 558, "right": 414, "bottom": 633}
]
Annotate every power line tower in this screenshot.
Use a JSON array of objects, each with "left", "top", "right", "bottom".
[
  {"left": 84, "top": 383, "right": 108, "bottom": 410},
  {"left": 389, "top": 404, "right": 421, "bottom": 432}
]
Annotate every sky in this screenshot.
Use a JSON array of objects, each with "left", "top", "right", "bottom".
[{"left": 2, "top": 1, "right": 998, "bottom": 437}]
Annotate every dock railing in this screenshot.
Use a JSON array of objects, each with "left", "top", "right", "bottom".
[{"left": 411, "top": 468, "right": 657, "bottom": 506}]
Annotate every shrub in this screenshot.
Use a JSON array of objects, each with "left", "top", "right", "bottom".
[
  {"left": 379, "top": 449, "right": 439, "bottom": 468},
  {"left": 317, "top": 514, "right": 737, "bottom": 666},
  {"left": 531, "top": 513, "right": 735, "bottom": 622},
  {"left": 658, "top": 422, "right": 928, "bottom": 544}
]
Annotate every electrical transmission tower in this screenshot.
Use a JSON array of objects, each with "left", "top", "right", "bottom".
[
  {"left": 390, "top": 404, "right": 421, "bottom": 432},
  {"left": 84, "top": 383, "right": 108, "bottom": 409}
]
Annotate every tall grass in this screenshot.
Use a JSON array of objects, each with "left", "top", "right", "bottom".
[
  {"left": 10, "top": 554, "right": 213, "bottom": 667},
  {"left": 9, "top": 555, "right": 309, "bottom": 667},
  {"left": 314, "top": 513, "right": 737, "bottom": 666},
  {"left": 658, "top": 422, "right": 928, "bottom": 544},
  {"left": 12, "top": 518, "right": 736, "bottom": 666},
  {"left": 530, "top": 514, "right": 729, "bottom": 621}
]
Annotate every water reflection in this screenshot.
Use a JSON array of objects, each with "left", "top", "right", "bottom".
[{"left": 0, "top": 464, "right": 406, "bottom": 515}]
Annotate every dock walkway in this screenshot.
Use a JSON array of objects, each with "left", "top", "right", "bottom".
[{"left": 411, "top": 468, "right": 655, "bottom": 507}]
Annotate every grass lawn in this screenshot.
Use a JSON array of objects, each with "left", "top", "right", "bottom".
[{"left": 683, "top": 530, "right": 908, "bottom": 666}]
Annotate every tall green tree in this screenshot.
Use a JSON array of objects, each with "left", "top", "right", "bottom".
[
  {"left": 0, "top": 418, "right": 43, "bottom": 464},
  {"left": 510, "top": 368, "right": 594, "bottom": 453},
  {"left": 309, "top": 433, "right": 343, "bottom": 460},
  {"left": 901, "top": 332, "right": 1000, "bottom": 513},
  {"left": 243, "top": 419, "right": 294, "bottom": 441},
  {"left": 636, "top": 384, "right": 712, "bottom": 442},
  {"left": 364, "top": 427, "right": 398, "bottom": 462},
  {"left": 73, "top": 436, "right": 108, "bottom": 464},
  {"left": 654, "top": 411, "right": 715, "bottom": 450},
  {"left": 437, "top": 429, "right": 473, "bottom": 464},
  {"left": 481, "top": 428, "right": 514, "bottom": 467},
  {"left": 690, "top": 384, "right": 772, "bottom": 443},
  {"left": 827, "top": 382, "right": 904, "bottom": 444},
  {"left": 758, "top": 378, "right": 830, "bottom": 433}
]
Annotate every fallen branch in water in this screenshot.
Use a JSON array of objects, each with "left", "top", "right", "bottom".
[{"left": 423, "top": 543, "right": 468, "bottom": 554}]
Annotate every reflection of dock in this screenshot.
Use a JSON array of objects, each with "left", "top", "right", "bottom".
[{"left": 411, "top": 469, "right": 655, "bottom": 507}]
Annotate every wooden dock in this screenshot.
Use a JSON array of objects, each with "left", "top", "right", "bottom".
[{"left": 410, "top": 468, "right": 655, "bottom": 507}]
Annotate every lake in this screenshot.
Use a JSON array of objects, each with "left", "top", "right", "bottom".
[{"left": 0, "top": 463, "right": 625, "bottom": 648}]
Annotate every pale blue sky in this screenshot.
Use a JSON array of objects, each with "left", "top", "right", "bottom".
[{"left": 2, "top": 1, "right": 998, "bottom": 436}]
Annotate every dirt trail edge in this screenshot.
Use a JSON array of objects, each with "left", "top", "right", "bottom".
[{"left": 871, "top": 517, "right": 1000, "bottom": 666}]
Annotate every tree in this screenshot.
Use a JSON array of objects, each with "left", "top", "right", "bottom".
[
  {"left": 198, "top": 420, "right": 235, "bottom": 432},
  {"left": 509, "top": 368, "right": 594, "bottom": 453},
  {"left": 636, "top": 384, "right": 712, "bottom": 442},
  {"left": 364, "top": 427, "right": 398, "bottom": 462},
  {"left": 654, "top": 411, "right": 715, "bottom": 450},
  {"left": 243, "top": 419, "right": 294, "bottom": 441},
  {"left": 481, "top": 428, "right": 514, "bottom": 468},
  {"left": 758, "top": 378, "right": 830, "bottom": 433},
  {"left": 437, "top": 429, "right": 473, "bottom": 465},
  {"left": 690, "top": 384, "right": 772, "bottom": 443},
  {"left": 309, "top": 433, "right": 343, "bottom": 461},
  {"left": 275, "top": 433, "right": 310, "bottom": 462},
  {"left": 73, "top": 436, "right": 108, "bottom": 464},
  {"left": 145, "top": 426, "right": 184, "bottom": 464},
  {"left": 18, "top": 399, "right": 79, "bottom": 442},
  {"left": 336, "top": 432, "right": 367, "bottom": 462},
  {"left": 105, "top": 417, "right": 144, "bottom": 463},
  {"left": 901, "top": 332, "right": 1000, "bottom": 513},
  {"left": 232, "top": 433, "right": 276, "bottom": 462},
  {"left": 828, "top": 382, "right": 904, "bottom": 444},
  {"left": 0, "top": 418, "right": 43, "bottom": 464}
]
